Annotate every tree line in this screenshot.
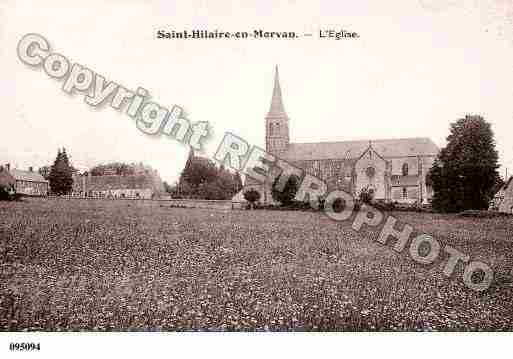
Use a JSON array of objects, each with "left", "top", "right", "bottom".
[{"left": 0, "top": 115, "right": 506, "bottom": 209}]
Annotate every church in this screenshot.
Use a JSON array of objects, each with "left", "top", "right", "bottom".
[{"left": 234, "top": 67, "right": 439, "bottom": 205}]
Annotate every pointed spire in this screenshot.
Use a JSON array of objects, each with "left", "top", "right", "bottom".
[
  {"left": 184, "top": 146, "right": 194, "bottom": 171},
  {"left": 267, "top": 65, "right": 287, "bottom": 118}
]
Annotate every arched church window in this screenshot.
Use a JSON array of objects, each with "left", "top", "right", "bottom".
[
  {"left": 366, "top": 166, "right": 375, "bottom": 178},
  {"left": 402, "top": 163, "right": 409, "bottom": 176},
  {"left": 402, "top": 187, "right": 407, "bottom": 199}
]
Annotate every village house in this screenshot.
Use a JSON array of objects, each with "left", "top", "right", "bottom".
[
  {"left": 1, "top": 163, "right": 49, "bottom": 197},
  {"left": 71, "top": 165, "right": 165, "bottom": 199}
]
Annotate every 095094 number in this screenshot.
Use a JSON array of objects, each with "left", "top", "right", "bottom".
[{"left": 9, "top": 342, "right": 41, "bottom": 351}]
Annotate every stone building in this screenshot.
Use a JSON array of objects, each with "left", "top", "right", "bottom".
[
  {"left": 1, "top": 164, "right": 48, "bottom": 197},
  {"left": 235, "top": 67, "right": 439, "bottom": 205},
  {"left": 71, "top": 166, "right": 165, "bottom": 199}
]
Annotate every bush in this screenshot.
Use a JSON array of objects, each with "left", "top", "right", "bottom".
[
  {"left": 458, "top": 210, "right": 512, "bottom": 218},
  {"left": 0, "top": 187, "right": 11, "bottom": 201},
  {"left": 243, "top": 189, "right": 261, "bottom": 209},
  {"left": 0, "top": 185, "right": 19, "bottom": 201}
]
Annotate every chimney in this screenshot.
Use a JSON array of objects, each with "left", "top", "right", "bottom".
[{"left": 29, "top": 166, "right": 33, "bottom": 172}]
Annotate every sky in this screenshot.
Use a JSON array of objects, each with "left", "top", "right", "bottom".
[{"left": 2, "top": 0, "right": 513, "bottom": 184}]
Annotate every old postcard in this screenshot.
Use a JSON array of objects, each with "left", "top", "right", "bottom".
[{"left": 1, "top": 0, "right": 512, "bottom": 357}]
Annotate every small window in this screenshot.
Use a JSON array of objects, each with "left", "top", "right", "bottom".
[{"left": 402, "top": 163, "right": 409, "bottom": 176}]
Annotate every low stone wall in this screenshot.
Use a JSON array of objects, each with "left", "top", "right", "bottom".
[
  {"left": 158, "top": 198, "right": 241, "bottom": 210},
  {"left": 41, "top": 196, "right": 244, "bottom": 210}
]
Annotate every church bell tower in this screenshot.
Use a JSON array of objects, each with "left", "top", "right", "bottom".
[{"left": 265, "top": 66, "right": 290, "bottom": 155}]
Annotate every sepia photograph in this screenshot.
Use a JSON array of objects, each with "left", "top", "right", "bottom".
[{"left": 1, "top": 0, "right": 512, "bottom": 357}]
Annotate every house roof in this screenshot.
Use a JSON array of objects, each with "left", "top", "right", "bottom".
[
  {"left": 280, "top": 137, "right": 439, "bottom": 161},
  {"left": 504, "top": 176, "right": 513, "bottom": 191},
  {"left": 9, "top": 169, "right": 48, "bottom": 183},
  {"left": 495, "top": 177, "right": 513, "bottom": 195}
]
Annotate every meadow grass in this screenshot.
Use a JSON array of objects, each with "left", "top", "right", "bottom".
[{"left": 0, "top": 198, "right": 511, "bottom": 331}]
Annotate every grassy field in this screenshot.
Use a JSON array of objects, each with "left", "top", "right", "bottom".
[{"left": 0, "top": 198, "right": 512, "bottom": 331}]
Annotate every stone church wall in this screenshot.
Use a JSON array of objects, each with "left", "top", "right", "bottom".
[
  {"left": 391, "top": 157, "right": 419, "bottom": 176},
  {"left": 354, "top": 149, "right": 387, "bottom": 199}
]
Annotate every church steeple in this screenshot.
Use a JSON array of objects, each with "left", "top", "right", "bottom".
[
  {"left": 265, "top": 66, "right": 290, "bottom": 155},
  {"left": 268, "top": 65, "right": 287, "bottom": 118},
  {"left": 186, "top": 146, "right": 194, "bottom": 166}
]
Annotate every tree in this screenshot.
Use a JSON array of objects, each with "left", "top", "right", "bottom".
[
  {"left": 180, "top": 157, "right": 218, "bottom": 191},
  {"left": 177, "top": 180, "right": 194, "bottom": 198},
  {"left": 428, "top": 115, "right": 501, "bottom": 212},
  {"left": 90, "top": 162, "right": 135, "bottom": 176},
  {"left": 38, "top": 165, "right": 51, "bottom": 180},
  {"left": 215, "top": 165, "right": 236, "bottom": 196},
  {"left": 199, "top": 181, "right": 225, "bottom": 200},
  {"left": 163, "top": 181, "right": 179, "bottom": 197},
  {"left": 243, "top": 189, "right": 261, "bottom": 209},
  {"left": 272, "top": 174, "right": 300, "bottom": 206},
  {"left": 178, "top": 151, "right": 241, "bottom": 200},
  {"left": 48, "top": 148, "right": 74, "bottom": 195},
  {"left": 163, "top": 181, "right": 174, "bottom": 194},
  {"left": 233, "top": 172, "right": 243, "bottom": 193},
  {"left": 0, "top": 167, "right": 16, "bottom": 200}
]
